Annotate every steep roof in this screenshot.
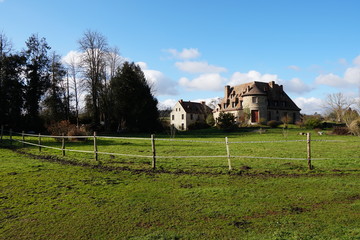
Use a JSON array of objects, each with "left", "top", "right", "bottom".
[
  {"left": 219, "top": 81, "right": 301, "bottom": 111},
  {"left": 179, "top": 100, "right": 213, "bottom": 114}
]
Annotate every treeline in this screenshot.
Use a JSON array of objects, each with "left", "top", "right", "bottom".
[{"left": 0, "top": 30, "right": 160, "bottom": 133}]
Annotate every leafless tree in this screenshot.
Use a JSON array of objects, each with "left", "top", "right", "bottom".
[
  {"left": 66, "top": 53, "right": 84, "bottom": 127},
  {"left": 78, "top": 30, "right": 108, "bottom": 128},
  {"left": 325, "top": 92, "right": 355, "bottom": 123},
  {"left": 106, "top": 46, "right": 123, "bottom": 82}
]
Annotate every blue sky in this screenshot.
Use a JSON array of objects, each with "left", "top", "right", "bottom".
[{"left": 1, "top": 0, "right": 360, "bottom": 114}]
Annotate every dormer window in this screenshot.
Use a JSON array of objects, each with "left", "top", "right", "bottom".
[{"left": 252, "top": 97, "right": 258, "bottom": 103}]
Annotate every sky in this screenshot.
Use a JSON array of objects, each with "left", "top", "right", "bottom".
[{"left": 1, "top": 0, "right": 360, "bottom": 114}]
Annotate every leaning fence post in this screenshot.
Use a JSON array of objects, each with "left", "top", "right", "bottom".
[
  {"left": 225, "top": 137, "right": 232, "bottom": 171},
  {"left": 62, "top": 134, "right": 66, "bottom": 156},
  {"left": 1, "top": 125, "right": 3, "bottom": 142},
  {"left": 307, "top": 132, "right": 312, "bottom": 170},
  {"left": 94, "top": 131, "right": 98, "bottom": 162},
  {"left": 151, "top": 134, "right": 156, "bottom": 169},
  {"left": 38, "top": 133, "right": 42, "bottom": 152},
  {"left": 22, "top": 131, "right": 25, "bottom": 147},
  {"left": 9, "top": 129, "right": 12, "bottom": 145}
]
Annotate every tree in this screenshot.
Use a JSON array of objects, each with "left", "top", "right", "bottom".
[
  {"left": 110, "top": 62, "right": 160, "bottom": 132},
  {"left": 325, "top": 92, "right": 354, "bottom": 123},
  {"left": 216, "top": 112, "right": 236, "bottom": 131},
  {"left": 78, "top": 30, "right": 108, "bottom": 129},
  {"left": 42, "top": 52, "right": 67, "bottom": 124},
  {"left": 0, "top": 33, "right": 26, "bottom": 129},
  {"left": 65, "top": 52, "right": 83, "bottom": 127},
  {"left": 23, "top": 34, "right": 51, "bottom": 130}
]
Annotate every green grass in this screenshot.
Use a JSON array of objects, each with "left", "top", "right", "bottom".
[
  {"left": 0, "top": 127, "right": 359, "bottom": 239},
  {"left": 0, "top": 147, "right": 359, "bottom": 239},
  {"left": 4, "top": 127, "right": 360, "bottom": 174}
]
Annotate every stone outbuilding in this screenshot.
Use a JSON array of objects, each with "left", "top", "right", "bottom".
[
  {"left": 170, "top": 100, "right": 213, "bottom": 130},
  {"left": 213, "top": 81, "right": 301, "bottom": 124}
]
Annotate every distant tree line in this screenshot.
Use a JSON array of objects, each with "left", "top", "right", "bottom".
[{"left": 0, "top": 30, "right": 160, "bottom": 133}]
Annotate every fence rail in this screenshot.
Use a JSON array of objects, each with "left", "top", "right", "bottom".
[{"left": 0, "top": 126, "right": 356, "bottom": 172}]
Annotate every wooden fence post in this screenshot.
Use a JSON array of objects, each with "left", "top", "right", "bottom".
[
  {"left": 225, "top": 137, "right": 232, "bottom": 171},
  {"left": 94, "top": 132, "right": 98, "bottom": 162},
  {"left": 307, "top": 132, "right": 312, "bottom": 170},
  {"left": 22, "top": 131, "right": 25, "bottom": 147},
  {"left": 38, "top": 133, "right": 42, "bottom": 152},
  {"left": 151, "top": 134, "right": 156, "bottom": 169},
  {"left": 62, "top": 134, "right": 66, "bottom": 156},
  {"left": 0, "top": 125, "right": 3, "bottom": 143},
  {"left": 9, "top": 129, "right": 12, "bottom": 145}
]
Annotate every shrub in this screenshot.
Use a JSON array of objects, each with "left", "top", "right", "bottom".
[
  {"left": 267, "top": 120, "right": 282, "bottom": 128},
  {"left": 206, "top": 114, "right": 215, "bottom": 127},
  {"left": 349, "top": 118, "right": 360, "bottom": 136},
  {"left": 331, "top": 126, "right": 350, "bottom": 135},
  {"left": 216, "top": 112, "right": 237, "bottom": 131},
  {"left": 47, "top": 120, "right": 87, "bottom": 141},
  {"left": 304, "top": 118, "right": 322, "bottom": 129},
  {"left": 188, "top": 121, "right": 210, "bottom": 130}
]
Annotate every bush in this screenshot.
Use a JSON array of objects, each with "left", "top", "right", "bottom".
[
  {"left": 217, "top": 112, "right": 237, "bottom": 131},
  {"left": 349, "top": 118, "right": 360, "bottom": 136},
  {"left": 304, "top": 118, "right": 322, "bottom": 129},
  {"left": 206, "top": 114, "right": 215, "bottom": 127},
  {"left": 188, "top": 122, "right": 210, "bottom": 130},
  {"left": 331, "top": 126, "right": 350, "bottom": 135},
  {"left": 47, "top": 120, "right": 87, "bottom": 141},
  {"left": 267, "top": 120, "right": 282, "bottom": 128}
]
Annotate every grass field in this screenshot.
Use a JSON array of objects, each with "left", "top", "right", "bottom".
[{"left": 1, "top": 128, "right": 360, "bottom": 239}]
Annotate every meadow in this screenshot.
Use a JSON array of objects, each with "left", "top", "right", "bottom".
[{"left": 0, "top": 127, "right": 359, "bottom": 239}]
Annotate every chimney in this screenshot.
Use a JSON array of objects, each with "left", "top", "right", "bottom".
[
  {"left": 201, "top": 101, "right": 206, "bottom": 105},
  {"left": 269, "top": 81, "right": 275, "bottom": 88},
  {"left": 225, "top": 85, "right": 230, "bottom": 97},
  {"left": 179, "top": 99, "right": 183, "bottom": 103}
]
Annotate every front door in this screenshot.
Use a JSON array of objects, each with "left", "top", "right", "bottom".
[{"left": 251, "top": 110, "right": 259, "bottom": 123}]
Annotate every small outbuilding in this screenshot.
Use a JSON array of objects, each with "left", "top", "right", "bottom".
[{"left": 170, "top": 100, "right": 213, "bottom": 130}]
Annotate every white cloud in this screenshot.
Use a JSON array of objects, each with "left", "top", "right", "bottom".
[
  {"left": 228, "top": 70, "right": 278, "bottom": 86},
  {"left": 280, "top": 78, "right": 312, "bottom": 94},
  {"left": 175, "top": 61, "right": 227, "bottom": 74},
  {"left": 228, "top": 70, "right": 311, "bottom": 94},
  {"left": 315, "top": 55, "right": 360, "bottom": 88},
  {"left": 136, "top": 62, "right": 178, "bottom": 96},
  {"left": 353, "top": 55, "right": 360, "bottom": 66},
  {"left": 165, "top": 48, "right": 200, "bottom": 60},
  {"left": 179, "top": 73, "right": 226, "bottom": 91},
  {"left": 158, "top": 99, "right": 177, "bottom": 110},
  {"left": 62, "top": 50, "right": 83, "bottom": 65},
  {"left": 294, "top": 97, "right": 325, "bottom": 115},
  {"left": 288, "top": 65, "right": 301, "bottom": 71}
]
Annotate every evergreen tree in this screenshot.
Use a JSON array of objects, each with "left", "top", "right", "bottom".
[
  {"left": 110, "top": 62, "right": 160, "bottom": 132},
  {"left": 0, "top": 33, "right": 25, "bottom": 129},
  {"left": 23, "top": 34, "right": 51, "bottom": 130},
  {"left": 42, "top": 52, "right": 67, "bottom": 124}
]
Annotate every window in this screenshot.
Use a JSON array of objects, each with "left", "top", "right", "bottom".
[
  {"left": 172, "top": 115, "right": 174, "bottom": 120},
  {"left": 252, "top": 97, "right": 258, "bottom": 103},
  {"left": 190, "top": 114, "right": 193, "bottom": 120},
  {"left": 181, "top": 114, "right": 184, "bottom": 120},
  {"left": 181, "top": 123, "right": 184, "bottom": 130}
]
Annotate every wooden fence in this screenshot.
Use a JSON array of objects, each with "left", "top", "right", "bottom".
[{"left": 0, "top": 127, "right": 326, "bottom": 171}]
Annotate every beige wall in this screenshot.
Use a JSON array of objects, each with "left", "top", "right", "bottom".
[{"left": 170, "top": 102, "right": 207, "bottom": 130}]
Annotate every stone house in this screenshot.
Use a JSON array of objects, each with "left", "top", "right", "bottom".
[
  {"left": 213, "top": 81, "right": 301, "bottom": 124},
  {"left": 170, "top": 100, "right": 213, "bottom": 130}
]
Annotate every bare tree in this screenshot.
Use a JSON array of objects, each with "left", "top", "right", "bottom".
[
  {"left": 78, "top": 30, "right": 108, "bottom": 128},
  {"left": 106, "top": 46, "right": 123, "bottom": 81},
  {"left": 325, "top": 92, "right": 355, "bottom": 123},
  {"left": 66, "top": 53, "right": 84, "bottom": 127}
]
